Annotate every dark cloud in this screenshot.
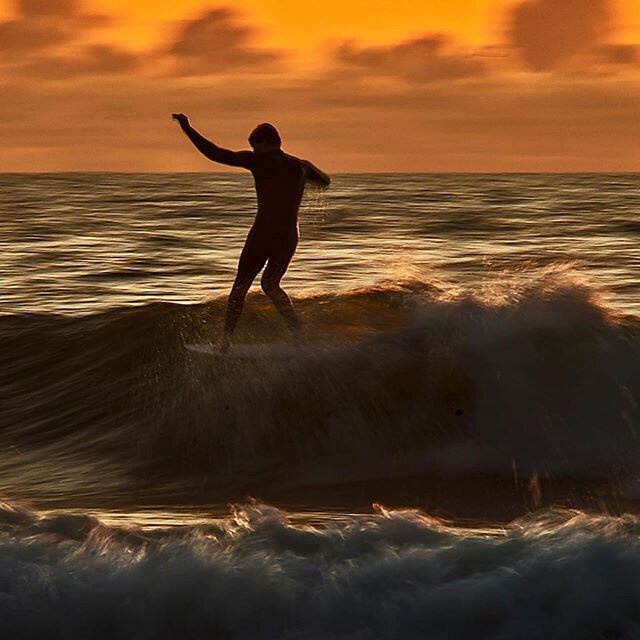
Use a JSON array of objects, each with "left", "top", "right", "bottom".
[
  {"left": 81, "top": 45, "right": 139, "bottom": 74},
  {"left": 18, "top": 0, "right": 80, "bottom": 17},
  {"left": 0, "top": 0, "right": 109, "bottom": 55},
  {"left": 0, "top": 3, "right": 275, "bottom": 81},
  {"left": 0, "top": 1, "right": 132, "bottom": 77},
  {"left": 23, "top": 45, "right": 139, "bottom": 78},
  {"left": 509, "top": 0, "right": 611, "bottom": 71},
  {"left": 168, "top": 8, "right": 280, "bottom": 75},
  {"left": 0, "top": 17, "right": 70, "bottom": 53},
  {"left": 335, "top": 35, "right": 485, "bottom": 84},
  {"left": 597, "top": 44, "right": 639, "bottom": 66},
  {"left": 16, "top": 0, "right": 108, "bottom": 26}
]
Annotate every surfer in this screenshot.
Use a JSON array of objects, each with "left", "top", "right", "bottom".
[{"left": 172, "top": 115, "right": 330, "bottom": 351}]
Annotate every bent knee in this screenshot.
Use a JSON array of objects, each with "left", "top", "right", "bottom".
[
  {"left": 260, "top": 276, "right": 281, "bottom": 297},
  {"left": 229, "top": 281, "right": 251, "bottom": 301}
]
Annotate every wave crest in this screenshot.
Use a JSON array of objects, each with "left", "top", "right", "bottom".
[{"left": 1, "top": 273, "right": 640, "bottom": 510}]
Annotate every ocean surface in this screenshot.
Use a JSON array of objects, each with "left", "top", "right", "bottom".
[{"left": 2, "top": 172, "right": 640, "bottom": 638}]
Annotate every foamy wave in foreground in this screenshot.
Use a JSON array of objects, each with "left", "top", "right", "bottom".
[{"left": 1, "top": 500, "right": 640, "bottom": 639}]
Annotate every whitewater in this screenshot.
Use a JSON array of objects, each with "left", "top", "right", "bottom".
[{"left": 1, "top": 172, "right": 640, "bottom": 638}]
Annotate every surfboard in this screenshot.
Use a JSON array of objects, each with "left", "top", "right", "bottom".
[{"left": 186, "top": 343, "right": 333, "bottom": 360}]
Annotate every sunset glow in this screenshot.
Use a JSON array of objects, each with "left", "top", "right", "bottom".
[
  {"left": 1, "top": 0, "right": 638, "bottom": 171},
  {"left": 4, "top": 2, "right": 640, "bottom": 631}
]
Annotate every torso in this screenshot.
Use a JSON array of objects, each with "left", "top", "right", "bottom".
[{"left": 250, "top": 150, "right": 306, "bottom": 234}]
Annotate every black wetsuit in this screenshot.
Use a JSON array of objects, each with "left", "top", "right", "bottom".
[
  {"left": 233, "top": 148, "right": 306, "bottom": 285},
  {"left": 176, "top": 121, "right": 329, "bottom": 339}
]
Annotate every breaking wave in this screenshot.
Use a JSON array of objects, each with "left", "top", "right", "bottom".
[
  {"left": 2, "top": 272, "right": 640, "bottom": 512},
  {"left": 1, "top": 500, "right": 640, "bottom": 639}
]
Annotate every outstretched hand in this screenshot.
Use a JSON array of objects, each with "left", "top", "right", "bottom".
[{"left": 171, "top": 113, "right": 190, "bottom": 128}]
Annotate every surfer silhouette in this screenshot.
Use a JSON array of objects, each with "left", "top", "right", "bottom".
[{"left": 172, "top": 114, "right": 330, "bottom": 351}]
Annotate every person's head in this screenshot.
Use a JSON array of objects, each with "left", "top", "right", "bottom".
[{"left": 248, "top": 123, "right": 281, "bottom": 152}]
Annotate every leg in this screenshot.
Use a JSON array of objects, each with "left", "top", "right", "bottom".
[
  {"left": 222, "top": 236, "right": 267, "bottom": 349},
  {"left": 260, "top": 238, "right": 301, "bottom": 339}
]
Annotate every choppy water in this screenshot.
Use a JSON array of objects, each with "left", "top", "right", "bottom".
[
  {"left": 2, "top": 172, "right": 640, "bottom": 638},
  {"left": 2, "top": 173, "right": 639, "bottom": 313},
  {"left": 5, "top": 501, "right": 640, "bottom": 640}
]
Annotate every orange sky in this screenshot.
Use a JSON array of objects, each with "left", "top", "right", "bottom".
[
  {"left": 85, "top": 0, "right": 515, "bottom": 55},
  {"left": 80, "top": 0, "right": 640, "bottom": 52},
  {"left": 0, "top": 0, "right": 638, "bottom": 171}
]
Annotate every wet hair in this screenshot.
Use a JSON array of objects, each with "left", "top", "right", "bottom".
[{"left": 248, "top": 123, "right": 281, "bottom": 149}]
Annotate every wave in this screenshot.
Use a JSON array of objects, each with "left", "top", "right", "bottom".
[
  {"left": 2, "top": 272, "right": 640, "bottom": 512},
  {"left": 1, "top": 500, "right": 640, "bottom": 639}
]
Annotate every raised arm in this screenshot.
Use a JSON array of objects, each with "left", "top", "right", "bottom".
[
  {"left": 172, "top": 114, "right": 254, "bottom": 169},
  {"left": 302, "top": 160, "right": 331, "bottom": 187}
]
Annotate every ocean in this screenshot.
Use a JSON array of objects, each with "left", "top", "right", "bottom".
[{"left": 2, "top": 172, "right": 640, "bottom": 638}]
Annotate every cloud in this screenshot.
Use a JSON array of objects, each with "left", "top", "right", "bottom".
[
  {"left": 0, "top": 17, "right": 71, "bottom": 53},
  {"left": 0, "top": 1, "right": 638, "bottom": 171},
  {"left": 18, "top": 0, "right": 80, "bottom": 17},
  {"left": 22, "top": 45, "right": 139, "bottom": 78},
  {"left": 597, "top": 44, "right": 639, "bottom": 66},
  {"left": 0, "top": 0, "right": 107, "bottom": 56},
  {"left": 15, "top": 0, "right": 108, "bottom": 26},
  {"left": 167, "top": 8, "right": 280, "bottom": 75},
  {"left": 0, "top": 3, "right": 279, "bottom": 80},
  {"left": 0, "top": 0, "right": 134, "bottom": 77},
  {"left": 509, "top": 0, "right": 611, "bottom": 71},
  {"left": 334, "top": 35, "right": 485, "bottom": 83}
]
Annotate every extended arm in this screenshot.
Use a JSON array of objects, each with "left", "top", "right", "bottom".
[
  {"left": 172, "top": 114, "right": 254, "bottom": 169},
  {"left": 302, "top": 160, "right": 331, "bottom": 187}
]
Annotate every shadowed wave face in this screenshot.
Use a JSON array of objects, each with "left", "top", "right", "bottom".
[{"left": 2, "top": 274, "right": 640, "bottom": 515}]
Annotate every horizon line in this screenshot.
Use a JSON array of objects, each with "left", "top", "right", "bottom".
[{"left": 1, "top": 171, "right": 639, "bottom": 176}]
